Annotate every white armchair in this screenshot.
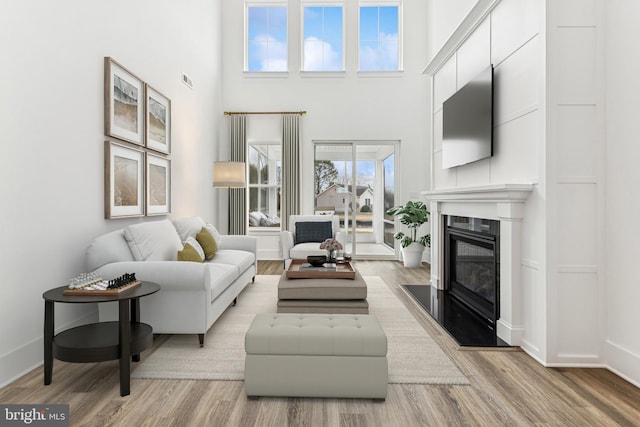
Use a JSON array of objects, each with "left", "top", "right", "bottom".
[{"left": 280, "top": 215, "right": 346, "bottom": 263}]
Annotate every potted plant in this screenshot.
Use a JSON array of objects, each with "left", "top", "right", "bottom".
[{"left": 386, "top": 200, "right": 431, "bottom": 268}]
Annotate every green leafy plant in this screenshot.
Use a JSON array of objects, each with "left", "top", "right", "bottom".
[{"left": 386, "top": 200, "right": 431, "bottom": 248}]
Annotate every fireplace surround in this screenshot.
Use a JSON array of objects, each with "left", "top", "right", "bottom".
[{"left": 423, "top": 184, "right": 533, "bottom": 346}]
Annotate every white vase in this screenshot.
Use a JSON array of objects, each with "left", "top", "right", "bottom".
[{"left": 401, "top": 242, "right": 425, "bottom": 268}]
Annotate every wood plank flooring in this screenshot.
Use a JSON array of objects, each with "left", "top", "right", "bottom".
[{"left": 2, "top": 260, "right": 639, "bottom": 426}]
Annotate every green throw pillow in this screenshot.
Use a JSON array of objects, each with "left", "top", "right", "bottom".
[
  {"left": 177, "top": 241, "right": 204, "bottom": 262},
  {"left": 196, "top": 228, "right": 218, "bottom": 259}
]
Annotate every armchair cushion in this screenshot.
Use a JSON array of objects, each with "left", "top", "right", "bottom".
[{"left": 295, "top": 221, "right": 333, "bottom": 244}]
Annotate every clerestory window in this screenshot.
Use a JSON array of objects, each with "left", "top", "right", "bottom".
[
  {"left": 302, "top": 4, "right": 344, "bottom": 71},
  {"left": 246, "top": 3, "right": 288, "bottom": 72},
  {"left": 359, "top": 3, "right": 401, "bottom": 71}
]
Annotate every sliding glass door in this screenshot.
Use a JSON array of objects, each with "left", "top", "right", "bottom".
[{"left": 314, "top": 141, "right": 397, "bottom": 258}]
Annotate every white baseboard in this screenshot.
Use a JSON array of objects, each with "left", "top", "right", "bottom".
[
  {"left": 0, "top": 311, "right": 97, "bottom": 388},
  {"left": 606, "top": 340, "right": 640, "bottom": 388}
]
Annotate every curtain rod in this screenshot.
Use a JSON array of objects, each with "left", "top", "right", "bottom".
[{"left": 224, "top": 111, "right": 306, "bottom": 116}]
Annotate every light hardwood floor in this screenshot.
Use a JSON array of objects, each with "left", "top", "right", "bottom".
[{"left": 2, "top": 260, "right": 639, "bottom": 426}]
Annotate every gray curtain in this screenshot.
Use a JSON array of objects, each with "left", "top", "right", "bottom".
[
  {"left": 229, "top": 114, "right": 247, "bottom": 235},
  {"left": 281, "top": 114, "right": 301, "bottom": 230}
]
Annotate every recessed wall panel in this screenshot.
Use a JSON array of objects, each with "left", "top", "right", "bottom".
[
  {"left": 456, "top": 19, "right": 491, "bottom": 88},
  {"left": 556, "top": 272, "right": 599, "bottom": 357},
  {"left": 433, "top": 150, "right": 457, "bottom": 190},
  {"left": 491, "top": 110, "right": 539, "bottom": 184},
  {"left": 556, "top": 105, "right": 598, "bottom": 178},
  {"left": 493, "top": 36, "right": 540, "bottom": 126},
  {"left": 556, "top": 183, "right": 597, "bottom": 266},
  {"left": 491, "top": 0, "right": 540, "bottom": 65},
  {"left": 555, "top": 0, "right": 597, "bottom": 26},
  {"left": 455, "top": 156, "right": 491, "bottom": 188},
  {"left": 556, "top": 28, "right": 597, "bottom": 102},
  {"left": 433, "top": 109, "right": 443, "bottom": 152},
  {"left": 433, "top": 56, "right": 457, "bottom": 111}
]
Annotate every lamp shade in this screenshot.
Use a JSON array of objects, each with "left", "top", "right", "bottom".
[{"left": 213, "top": 161, "right": 246, "bottom": 188}]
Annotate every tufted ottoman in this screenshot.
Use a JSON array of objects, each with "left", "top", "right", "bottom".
[{"left": 244, "top": 313, "right": 388, "bottom": 400}]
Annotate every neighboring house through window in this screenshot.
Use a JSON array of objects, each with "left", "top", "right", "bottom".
[
  {"left": 359, "top": 2, "right": 401, "bottom": 71},
  {"left": 246, "top": 3, "right": 288, "bottom": 72},
  {"left": 302, "top": 3, "right": 344, "bottom": 71}
]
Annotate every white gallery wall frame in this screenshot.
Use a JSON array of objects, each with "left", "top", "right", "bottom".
[
  {"left": 104, "top": 57, "right": 145, "bottom": 146},
  {"left": 145, "top": 152, "right": 171, "bottom": 216},
  {"left": 145, "top": 84, "right": 171, "bottom": 154},
  {"left": 104, "top": 141, "right": 146, "bottom": 219}
]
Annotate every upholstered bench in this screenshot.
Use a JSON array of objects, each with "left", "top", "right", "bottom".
[{"left": 244, "top": 313, "right": 388, "bottom": 400}]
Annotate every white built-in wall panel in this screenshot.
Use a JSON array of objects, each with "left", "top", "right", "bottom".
[
  {"left": 456, "top": 19, "right": 491, "bottom": 88},
  {"left": 556, "top": 106, "right": 598, "bottom": 179},
  {"left": 433, "top": 56, "right": 457, "bottom": 112},
  {"left": 493, "top": 36, "right": 541, "bottom": 126},
  {"left": 490, "top": 0, "right": 540, "bottom": 65},
  {"left": 491, "top": 110, "right": 539, "bottom": 184},
  {"left": 546, "top": 0, "right": 604, "bottom": 365}
]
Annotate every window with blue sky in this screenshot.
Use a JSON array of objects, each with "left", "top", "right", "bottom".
[
  {"left": 247, "top": 5, "right": 288, "bottom": 72},
  {"left": 303, "top": 6, "right": 343, "bottom": 71},
  {"left": 359, "top": 5, "right": 400, "bottom": 71}
]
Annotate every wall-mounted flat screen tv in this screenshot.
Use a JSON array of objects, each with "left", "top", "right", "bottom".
[{"left": 442, "top": 65, "right": 494, "bottom": 169}]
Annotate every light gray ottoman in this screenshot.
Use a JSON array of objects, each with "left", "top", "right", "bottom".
[{"left": 244, "top": 313, "right": 388, "bottom": 400}]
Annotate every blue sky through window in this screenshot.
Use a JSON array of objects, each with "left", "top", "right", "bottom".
[
  {"left": 359, "top": 5, "right": 399, "bottom": 71},
  {"left": 247, "top": 6, "right": 288, "bottom": 71},
  {"left": 303, "top": 6, "right": 343, "bottom": 71}
]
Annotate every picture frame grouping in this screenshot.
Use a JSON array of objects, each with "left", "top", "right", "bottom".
[{"left": 103, "top": 57, "right": 172, "bottom": 219}]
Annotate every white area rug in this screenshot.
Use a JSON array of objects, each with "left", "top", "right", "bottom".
[{"left": 131, "top": 275, "right": 470, "bottom": 385}]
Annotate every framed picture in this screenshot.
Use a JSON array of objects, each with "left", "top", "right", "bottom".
[
  {"left": 145, "top": 84, "right": 171, "bottom": 154},
  {"left": 104, "top": 141, "right": 145, "bottom": 219},
  {"left": 146, "top": 152, "right": 171, "bottom": 216},
  {"left": 104, "top": 57, "right": 145, "bottom": 145}
]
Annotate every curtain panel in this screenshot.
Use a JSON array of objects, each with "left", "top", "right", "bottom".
[
  {"left": 282, "top": 114, "right": 301, "bottom": 230},
  {"left": 229, "top": 114, "right": 247, "bottom": 235}
]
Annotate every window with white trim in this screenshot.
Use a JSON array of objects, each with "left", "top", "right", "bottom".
[
  {"left": 359, "top": 3, "right": 401, "bottom": 71},
  {"left": 302, "top": 4, "right": 344, "bottom": 71},
  {"left": 246, "top": 3, "right": 288, "bottom": 72},
  {"left": 248, "top": 143, "right": 281, "bottom": 228}
]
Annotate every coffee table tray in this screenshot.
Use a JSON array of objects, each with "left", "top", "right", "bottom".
[{"left": 286, "top": 259, "right": 356, "bottom": 279}]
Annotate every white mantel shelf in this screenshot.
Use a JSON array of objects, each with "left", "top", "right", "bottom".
[
  {"left": 422, "top": 183, "right": 534, "bottom": 347},
  {"left": 422, "top": 183, "right": 534, "bottom": 202}
]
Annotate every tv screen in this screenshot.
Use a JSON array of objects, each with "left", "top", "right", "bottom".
[{"left": 442, "top": 65, "right": 494, "bottom": 169}]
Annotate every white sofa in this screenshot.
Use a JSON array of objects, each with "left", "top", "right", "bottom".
[{"left": 86, "top": 216, "right": 257, "bottom": 346}]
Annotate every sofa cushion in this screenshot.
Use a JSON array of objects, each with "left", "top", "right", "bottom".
[
  {"left": 206, "top": 263, "right": 239, "bottom": 302},
  {"left": 290, "top": 243, "right": 328, "bottom": 260},
  {"left": 124, "top": 219, "right": 182, "bottom": 261},
  {"left": 86, "top": 229, "right": 135, "bottom": 271},
  {"left": 209, "top": 249, "right": 255, "bottom": 273},
  {"left": 173, "top": 216, "right": 206, "bottom": 241},
  {"left": 204, "top": 223, "right": 222, "bottom": 247},
  {"left": 295, "top": 221, "right": 332, "bottom": 244},
  {"left": 196, "top": 228, "right": 218, "bottom": 259}
]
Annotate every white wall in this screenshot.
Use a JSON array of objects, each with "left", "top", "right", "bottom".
[
  {"left": 604, "top": 0, "right": 640, "bottom": 386},
  {"left": 220, "top": 0, "right": 430, "bottom": 216},
  {"left": 0, "top": 0, "right": 222, "bottom": 386}
]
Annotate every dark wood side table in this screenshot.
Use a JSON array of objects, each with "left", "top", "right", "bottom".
[{"left": 43, "top": 282, "right": 160, "bottom": 396}]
